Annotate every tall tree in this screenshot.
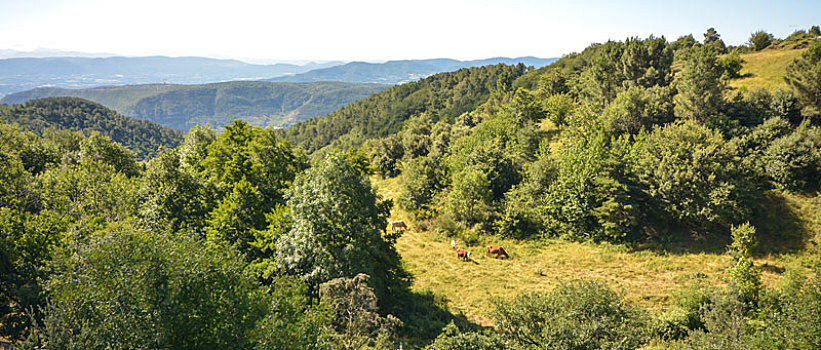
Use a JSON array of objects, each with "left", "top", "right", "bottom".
[
  {"left": 275, "top": 154, "right": 406, "bottom": 307},
  {"left": 675, "top": 46, "right": 725, "bottom": 122}
]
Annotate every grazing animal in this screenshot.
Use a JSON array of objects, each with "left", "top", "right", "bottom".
[
  {"left": 456, "top": 248, "right": 471, "bottom": 261},
  {"left": 390, "top": 220, "right": 407, "bottom": 231},
  {"left": 486, "top": 245, "right": 510, "bottom": 259},
  {"left": 451, "top": 240, "right": 457, "bottom": 250}
]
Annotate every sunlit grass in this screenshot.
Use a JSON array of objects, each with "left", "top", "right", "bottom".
[
  {"left": 372, "top": 175, "right": 819, "bottom": 326},
  {"left": 729, "top": 48, "right": 805, "bottom": 92}
]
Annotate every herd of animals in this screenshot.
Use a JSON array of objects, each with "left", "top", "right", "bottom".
[{"left": 390, "top": 220, "right": 510, "bottom": 262}]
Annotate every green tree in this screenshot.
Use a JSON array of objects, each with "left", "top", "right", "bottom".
[
  {"left": 275, "top": 154, "right": 406, "bottom": 307},
  {"left": 748, "top": 30, "right": 774, "bottom": 51},
  {"left": 785, "top": 41, "right": 821, "bottom": 115},
  {"left": 762, "top": 121, "right": 821, "bottom": 192},
  {"left": 769, "top": 89, "right": 802, "bottom": 123},
  {"left": 675, "top": 46, "right": 725, "bottom": 122},
  {"left": 137, "top": 149, "right": 214, "bottom": 232},
  {"left": 428, "top": 322, "right": 509, "bottom": 350},
  {"left": 601, "top": 86, "right": 675, "bottom": 135},
  {"left": 542, "top": 129, "right": 637, "bottom": 242},
  {"left": 399, "top": 155, "right": 446, "bottom": 215},
  {"left": 704, "top": 28, "right": 721, "bottom": 43},
  {"left": 206, "top": 177, "right": 267, "bottom": 259},
  {"left": 445, "top": 167, "right": 494, "bottom": 230},
  {"left": 27, "top": 230, "right": 283, "bottom": 349},
  {"left": 703, "top": 27, "right": 727, "bottom": 53},
  {"left": 719, "top": 53, "right": 743, "bottom": 79},
  {"left": 632, "top": 121, "right": 755, "bottom": 229}
]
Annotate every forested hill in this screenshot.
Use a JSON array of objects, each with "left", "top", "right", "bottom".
[
  {"left": 0, "top": 97, "right": 183, "bottom": 159},
  {"left": 266, "top": 57, "right": 556, "bottom": 85},
  {"left": 1, "top": 81, "right": 389, "bottom": 131},
  {"left": 279, "top": 63, "right": 531, "bottom": 152}
]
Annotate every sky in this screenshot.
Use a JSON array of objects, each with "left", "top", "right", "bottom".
[{"left": 0, "top": 0, "right": 819, "bottom": 62}]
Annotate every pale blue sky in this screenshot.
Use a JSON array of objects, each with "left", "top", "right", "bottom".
[{"left": 0, "top": 0, "right": 818, "bottom": 61}]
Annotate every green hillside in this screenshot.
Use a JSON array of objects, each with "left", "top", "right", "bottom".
[
  {"left": 0, "top": 97, "right": 183, "bottom": 159},
  {"left": 1, "top": 81, "right": 388, "bottom": 131},
  {"left": 730, "top": 48, "right": 805, "bottom": 91},
  {"left": 280, "top": 63, "right": 530, "bottom": 153},
  {"left": 3, "top": 28, "right": 821, "bottom": 350}
]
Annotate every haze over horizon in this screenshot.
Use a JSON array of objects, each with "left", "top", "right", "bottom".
[{"left": 1, "top": 0, "right": 819, "bottom": 62}]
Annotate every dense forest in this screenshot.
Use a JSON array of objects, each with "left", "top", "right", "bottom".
[
  {"left": 1, "top": 81, "right": 389, "bottom": 131},
  {"left": 0, "top": 97, "right": 183, "bottom": 159},
  {"left": 279, "top": 63, "right": 530, "bottom": 153},
  {"left": 2, "top": 26, "right": 821, "bottom": 349}
]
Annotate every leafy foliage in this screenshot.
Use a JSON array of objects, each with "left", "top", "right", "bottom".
[
  {"left": 491, "top": 281, "right": 648, "bottom": 349},
  {"left": 276, "top": 154, "right": 407, "bottom": 307},
  {"left": 280, "top": 64, "right": 529, "bottom": 153}
]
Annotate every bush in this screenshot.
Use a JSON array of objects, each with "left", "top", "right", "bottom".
[
  {"left": 491, "top": 281, "right": 648, "bottom": 349},
  {"left": 632, "top": 121, "right": 756, "bottom": 229},
  {"left": 719, "top": 53, "right": 743, "bottom": 79},
  {"left": 601, "top": 86, "right": 675, "bottom": 135},
  {"left": 428, "top": 322, "right": 509, "bottom": 350},
  {"left": 542, "top": 129, "right": 637, "bottom": 242},
  {"left": 769, "top": 89, "right": 802, "bottom": 123},
  {"left": 762, "top": 121, "right": 821, "bottom": 192},
  {"left": 26, "top": 230, "right": 327, "bottom": 349},
  {"left": 748, "top": 30, "right": 774, "bottom": 51}
]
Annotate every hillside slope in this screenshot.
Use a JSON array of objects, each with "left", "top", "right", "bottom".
[
  {"left": 279, "top": 63, "right": 531, "bottom": 153},
  {"left": 0, "top": 97, "right": 183, "bottom": 159},
  {"left": 267, "top": 57, "right": 557, "bottom": 85},
  {"left": 2, "top": 81, "right": 389, "bottom": 131},
  {"left": 730, "top": 48, "right": 806, "bottom": 91}
]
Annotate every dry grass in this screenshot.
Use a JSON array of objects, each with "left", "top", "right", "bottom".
[
  {"left": 729, "top": 48, "right": 805, "bottom": 92},
  {"left": 372, "top": 176, "right": 819, "bottom": 326}
]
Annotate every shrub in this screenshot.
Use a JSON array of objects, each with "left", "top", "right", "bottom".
[
  {"left": 719, "top": 53, "right": 743, "bottom": 79},
  {"left": 26, "top": 230, "right": 328, "bottom": 349},
  {"left": 631, "top": 120, "right": 755, "bottom": 229},
  {"left": 428, "top": 322, "right": 509, "bottom": 350},
  {"left": 748, "top": 30, "right": 774, "bottom": 51},
  {"left": 491, "top": 280, "right": 648, "bottom": 349},
  {"left": 762, "top": 121, "right": 821, "bottom": 192}
]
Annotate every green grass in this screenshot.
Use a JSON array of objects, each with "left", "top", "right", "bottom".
[
  {"left": 373, "top": 176, "right": 821, "bottom": 326},
  {"left": 730, "top": 48, "right": 805, "bottom": 92}
]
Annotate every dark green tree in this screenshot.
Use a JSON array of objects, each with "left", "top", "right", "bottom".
[
  {"left": 675, "top": 46, "right": 725, "bottom": 122},
  {"left": 785, "top": 41, "right": 821, "bottom": 115},
  {"left": 748, "top": 30, "right": 774, "bottom": 51}
]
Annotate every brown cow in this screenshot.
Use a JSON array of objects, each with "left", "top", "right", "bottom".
[
  {"left": 390, "top": 220, "right": 407, "bottom": 232},
  {"left": 456, "top": 248, "right": 471, "bottom": 261},
  {"left": 486, "top": 245, "right": 509, "bottom": 259}
]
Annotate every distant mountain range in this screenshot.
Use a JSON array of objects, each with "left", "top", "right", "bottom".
[
  {"left": 266, "top": 57, "right": 558, "bottom": 84},
  {"left": 0, "top": 55, "right": 557, "bottom": 97},
  {"left": 1, "top": 81, "right": 388, "bottom": 131},
  {"left": 0, "top": 56, "right": 343, "bottom": 96}
]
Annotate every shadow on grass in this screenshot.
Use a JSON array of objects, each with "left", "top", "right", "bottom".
[
  {"left": 393, "top": 288, "right": 482, "bottom": 348},
  {"left": 632, "top": 192, "right": 810, "bottom": 257}
]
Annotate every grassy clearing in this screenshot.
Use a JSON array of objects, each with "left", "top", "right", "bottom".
[
  {"left": 729, "top": 48, "right": 804, "bottom": 92},
  {"left": 373, "top": 176, "right": 820, "bottom": 326}
]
